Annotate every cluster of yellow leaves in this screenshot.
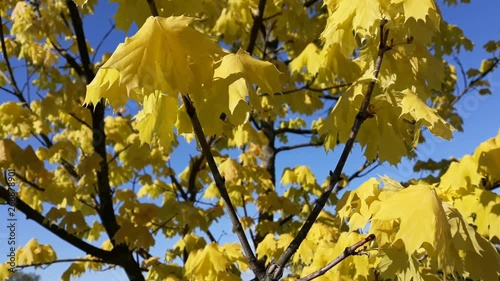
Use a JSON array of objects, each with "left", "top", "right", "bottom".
[
  {"left": 298, "top": 0, "right": 460, "bottom": 165},
  {"left": 183, "top": 243, "right": 248, "bottom": 280},
  {"left": 334, "top": 175, "right": 500, "bottom": 280},
  {"left": 438, "top": 130, "right": 500, "bottom": 241},
  {"left": 85, "top": 15, "right": 283, "bottom": 145},
  {"left": 0, "top": 239, "right": 58, "bottom": 280},
  {"left": 329, "top": 133, "right": 500, "bottom": 280}
]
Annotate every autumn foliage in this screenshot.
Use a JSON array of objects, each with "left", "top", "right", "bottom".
[{"left": 0, "top": 0, "right": 499, "bottom": 280}]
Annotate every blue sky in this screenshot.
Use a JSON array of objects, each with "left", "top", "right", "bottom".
[{"left": 1, "top": 0, "right": 500, "bottom": 280}]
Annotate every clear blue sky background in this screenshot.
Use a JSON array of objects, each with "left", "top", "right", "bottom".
[{"left": 1, "top": 1, "right": 499, "bottom": 280}]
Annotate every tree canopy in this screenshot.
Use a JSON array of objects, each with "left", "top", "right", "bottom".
[{"left": 0, "top": 0, "right": 499, "bottom": 280}]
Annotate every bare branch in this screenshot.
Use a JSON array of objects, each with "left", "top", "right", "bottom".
[
  {"left": 347, "top": 160, "right": 381, "bottom": 182},
  {"left": 48, "top": 39, "right": 84, "bottom": 76},
  {"left": 452, "top": 57, "right": 500, "bottom": 105},
  {"left": 16, "top": 258, "right": 107, "bottom": 270},
  {"left": 0, "top": 17, "right": 21, "bottom": 95},
  {"left": 181, "top": 94, "right": 264, "bottom": 278},
  {"left": 0, "top": 185, "right": 115, "bottom": 261},
  {"left": 147, "top": 0, "right": 159, "bottom": 16},
  {"left": 246, "top": 0, "right": 267, "bottom": 55},
  {"left": 107, "top": 144, "right": 131, "bottom": 165},
  {"left": 269, "top": 20, "right": 392, "bottom": 280},
  {"left": 304, "top": 0, "right": 320, "bottom": 8},
  {"left": 91, "top": 22, "right": 116, "bottom": 63},
  {"left": 275, "top": 128, "right": 317, "bottom": 135},
  {"left": 13, "top": 172, "right": 45, "bottom": 192},
  {"left": 276, "top": 141, "right": 324, "bottom": 153},
  {"left": 297, "top": 234, "right": 375, "bottom": 281}
]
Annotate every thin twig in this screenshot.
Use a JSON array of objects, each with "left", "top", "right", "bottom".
[
  {"left": 275, "top": 141, "right": 324, "bottom": 153},
  {"left": 269, "top": 20, "right": 392, "bottom": 280},
  {"left": 15, "top": 258, "right": 108, "bottom": 270},
  {"left": 106, "top": 144, "right": 132, "bottom": 165},
  {"left": 275, "top": 128, "right": 317, "bottom": 135},
  {"left": 91, "top": 22, "right": 116, "bottom": 63},
  {"left": 49, "top": 38, "right": 85, "bottom": 76},
  {"left": 451, "top": 57, "right": 500, "bottom": 105},
  {"left": 297, "top": 234, "right": 375, "bottom": 281}
]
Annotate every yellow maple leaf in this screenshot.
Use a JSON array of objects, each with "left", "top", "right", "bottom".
[
  {"left": 214, "top": 49, "right": 282, "bottom": 93},
  {"left": 85, "top": 16, "right": 223, "bottom": 108},
  {"left": 133, "top": 91, "right": 178, "bottom": 148},
  {"left": 373, "top": 184, "right": 451, "bottom": 256},
  {"left": 17, "top": 239, "right": 57, "bottom": 266},
  {"left": 289, "top": 43, "right": 322, "bottom": 75},
  {"left": 400, "top": 89, "right": 454, "bottom": 140},
  {"left": 184, "top": 243, "right": 232, "bottom": 280}
]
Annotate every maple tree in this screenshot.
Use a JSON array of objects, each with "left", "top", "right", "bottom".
[{"left": 0, "top": 0, "right": 499, "bottom": 280}]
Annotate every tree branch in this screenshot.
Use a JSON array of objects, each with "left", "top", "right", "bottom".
[
  {"left": 303, "top": 0, "right": 320, "bottom": 8},
  {"left": 0, "top": 17, "right": 21, "bottom": 95},
  {"left": 297, "top": 234, "right": 375, "bottom": 281},
  {"left": 91, "top": 22, "right": 116, "bottom": 63},
  {"left": 275, "top": 141, "right": 324, "bottom": 153},
  {"left": 0, "top": 185, "right": 115, "bottom": 261},
  {"left": 147, "top": 0, "right": 159, "bottom": 16},
  {"left": 16, "top": 258, "right": 107, "bottom": 270},
  {"left": 347, "top": 160, "right": 380, "bottom": 182},
  {"left": 268, "top": 20, "right": 391, "bottom": 281},
  {"left": 181, "top": 94, "right": 264, "bottom": 278},
  {"left": 452, "top": 56, "right": 500, "bottom": 105},
  {"left": 48, "top": 39, "right": 84, "bottom": 76},
  {"left": 246, "top": 0, "right": 267, "bottom": 55},
  {"left": 275, "top": 128, "right": 317, "bottom": 135},
  {"left": 66, "top": 1, "right": 144, "bottom": 279}
]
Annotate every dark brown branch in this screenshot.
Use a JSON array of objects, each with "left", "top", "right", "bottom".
[
  {"left": 241, "top": 192, "right": 257, "bottom": 248},
  {"left": 181, "top": 94, "right": 264, "bottom": 279},
  {"left": 307, "top": 83, "right": 352, "bottom": 93},
  {"left": 147, "top": 0, "right": 159, "bottom": 17},
  {"left": 453, "top": 56, "right": 468, "bottom": 91},
  {"left": 0, "top": 17, "right": 21, "bottom": 95},
  {"left": 278, "top": 214, "right": 294, "bottom": 226},
  {"left": 452, "top": 57, "right": 500, "bottom": 105},
  {"left": 303, "top": 0, "right": 320, "bottom": 8},
  {"left": 276, "top": 141, "right": 324, "bottom": 153},
  {"left": 169, "top": 174, "right": 188, "bottom": 200},
  {"left": 0, "top": 86, "right": 16, "bottom": 95},
  {"left": 269, "top": 20, "right": 391, "bottom": 280},
  {"left": 107, "top": 144, "right": 131, "bottom": 165},
  {"left": 275, "top": 128, "right": 317, "bottom": 135},
  {"left": 206, "top": 229, "right": 217, "bottom": 243},
  {"left": 49, "top": 39, "right": 84, "bottom": 76},
  {"left": 246, "top": 0, "right": 267, "bottom": 55},
  {"left": 0, "top": 185, "right": 114, "bottom": 261},
  {"left": 68, "top": 112, "right": 92, "bottom": 129},
  {"left": 188, "top": 151, "right": 207, "bottom": 202},
  {"left": 260, "top": 82, "right": 350, "bottom": 98},
  {"left": 16, "top": 258, "right": 107, "bottom": 270},
  {"left": 14, "top": 172, "right": 45, "bottom": 192},
  {"left": 66, "top": 2, "right": 144, "bottom": 280},
  {"left": 347, "top": 161, "right": 380, "bottom": 182},
  {"left": 91, "top": 22, "right": 116, "bottom": 63},
  {"left": 297, "top": 234, "right": 375, "bottom": 281}
]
